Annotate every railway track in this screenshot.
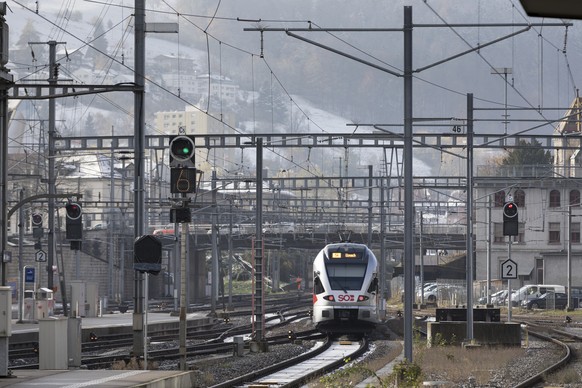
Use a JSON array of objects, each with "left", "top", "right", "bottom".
[
  {"left": 406, "top": 309, "right": 582, "bottom": 387},
  {"left": 211, "top": 335, "right": 368, "bottom": 388},
  {"left": 9, "top": 309, "right": 315, "bottom": 370},
  {"left": 515, "top": 319, "right": 582, "bottom": 387},
  {"left": 9, "top": 298, "right": 311, "bottom": 361}
]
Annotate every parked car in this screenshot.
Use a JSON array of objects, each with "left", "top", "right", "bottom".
[
  {"left": 511, "top": 284, "right": 565, "bottom": 307},
  {"left": 416, "top": 283, "right": 438, "bottom": 302},
  {"left": 88, "top": 223, "right": 108, "bottom": 230},
  {"left": 522, "top": 292, "right": 568, "bottom": 310},
  {"left": 420, "top": 283, "right": 440, "bottom": 304}
]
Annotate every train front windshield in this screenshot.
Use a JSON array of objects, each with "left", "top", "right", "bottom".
[{"left": 325, "top": 263, "right": 367, "bottom": 291}]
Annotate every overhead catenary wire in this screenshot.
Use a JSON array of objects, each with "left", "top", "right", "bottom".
[{"left": 11, "top": 1, "right": 579, "bottom": 197}]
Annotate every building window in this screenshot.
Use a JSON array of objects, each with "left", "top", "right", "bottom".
[
  {"left": 549, "top": 190, "right": 561, "bottom": 208},
  {"left": 536, "top": 258, "right": 544, "bottom": 284},
  {"left": 572, "top": 222, "right": 581, "bottom": 243},
  {"left": 570, "top": 190, "right": 581, "bottom": 207},
  {"left": 493, "top": 223, "right": 504, "bottom": 243},
  {"left": 494, "top": 191, "right": 506, "bottom": 207},
  {"left": 515, "top": 222, "right": 525, "bottom": 243},
  {"left": 514, "top": 189, "right": 525, "bottom": 208},
  {"left": 549, "top": 222, "right": 561, "bottom": 243}
]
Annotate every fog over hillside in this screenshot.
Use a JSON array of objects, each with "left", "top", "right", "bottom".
[{"left": 6, "top": 0, "right": 581, "bottom": 177}]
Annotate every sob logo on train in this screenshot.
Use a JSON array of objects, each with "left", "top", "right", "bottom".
[{"left": 337, "top": 294, "right": 354, "bottom": 302}]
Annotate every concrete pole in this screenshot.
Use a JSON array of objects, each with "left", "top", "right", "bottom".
[
  {"left": 133, "top": 0, "right": 146, "bottom": 358},
  {"left": 0, "top": 8, "right": 13, "bottom": 377},
  {"left": 379, "top": 178, "right": 386, "bottom": 320},
  {"left": 254, "top": 138, "right": 265, "bottom": 346},
  {"left": 486, "top": 196, "right": 492, "bottom": 305},
  {"left": 367, "top": 165, "right": 373, "bottom": 246},
  {"left": 419, "top": 211, "right": 424, "bottom": 306},
  {"left": 403, "top": 6, "right": 414, "bottom": 362},
  {"left": 228, "top": 200, "right": 233, "bottom": 310},
  {"left": 47, "top": 41, "right": 57, "bottom": 290},
  {"left": 211, "top": 170, "right": 218, "bottom": 316},
  {"left": 18, "top": 190, "right": 24, "bottom": 322},
  {"left": 466, "top": 93, "right": 474, "bottom": 342},
  {"left": 179, "top": 222, "right": 187, "bottom": 370},
  {"left": 567, "top": 206, "right": 572, "bottom": 310},
  {"left": 109, "top": 126, "right": 115, "bottom": 299}
]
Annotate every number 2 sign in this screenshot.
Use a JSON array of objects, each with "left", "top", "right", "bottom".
[{"left": 501, "top": 259, "right": 518, "bottom": 279}]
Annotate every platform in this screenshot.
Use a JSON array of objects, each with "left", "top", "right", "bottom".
[
  {"left": 0, "top": 369, "right": 194, "bottom": 387},
  {"left": 1, "top": 311, "right": 213, "bottom": 387},
  {"left": 10, "top": 310, "right": 214, "bottom": 343}
]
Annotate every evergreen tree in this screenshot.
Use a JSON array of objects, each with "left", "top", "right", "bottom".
[
  {"left": 16, "top": 20, "right": 41, "bottom": 48},
  {"left": 256, "top": 81, "right": 289, "bottom": 127},
  {"left": 501, "top": 139, "right": 552, "bottom": 165},
  {"left": 85, "top": 19, "right": 109, "bottom": 70}
]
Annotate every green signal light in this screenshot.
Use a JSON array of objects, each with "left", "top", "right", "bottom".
[{"left": 170, "top": 135, "right": 195, "bottom": 164}]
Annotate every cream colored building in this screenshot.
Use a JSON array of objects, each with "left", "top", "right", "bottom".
[{"left": 154, "top": 105, "right": 237, "bottom": 177}]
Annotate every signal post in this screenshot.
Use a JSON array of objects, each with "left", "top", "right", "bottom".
[
  {"left": 168, "top": 131, "right": 198, "bottom": 371},
  {"left": 502, "top": 198, "right": 519, "bottom": 321}
]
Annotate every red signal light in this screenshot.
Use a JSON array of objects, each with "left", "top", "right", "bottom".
[
  {"left": 31, "top": 213, "right": 43, "bottom": 227},
  {"left": 65, "top": 202, "right": 82, "bottom": 220},
  {"left": 503, "top": 202, "right": 518, "bottom": 218}
]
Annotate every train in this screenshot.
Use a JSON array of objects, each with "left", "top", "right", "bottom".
[{"left": 311, "top": 242, "right": 380, "bottom": 332}]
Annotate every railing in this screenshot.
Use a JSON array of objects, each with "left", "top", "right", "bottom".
[{"left": 476, "top": 164, "right": 582, "bottom": 178}]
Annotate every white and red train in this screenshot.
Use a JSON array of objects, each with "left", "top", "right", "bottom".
[{"left": 311, "top": 242, "right": 380, "bottom": 332}]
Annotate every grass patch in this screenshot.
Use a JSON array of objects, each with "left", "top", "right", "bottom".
[
  {"left": 416, "top": 345, "right": 524, "bottom": 385},
  {"left": 310, "top": 342, "right": 403, "bottom": 387},
  {"left": 111, "top": 357, "right": 159, "bottom": 370}
]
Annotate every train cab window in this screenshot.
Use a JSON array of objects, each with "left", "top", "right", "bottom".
[
  {"left": 313, "top": 276, "right": 325, "bottom": 294},
  {"left": 367, "top": 277, "right": 378, "bottom": 294},
  {"left": 326, "top": 263, "right": 366, "bottom": 290}
]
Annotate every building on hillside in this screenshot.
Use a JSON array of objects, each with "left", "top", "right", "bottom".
[
  {"left": 153, "top": 105, "right": 237, "bottom": 177},
  {"left": 194, "top": 74, "right": 239, "bottom": 107},
  {"left": 52, "top": 153, "right": 135, "bottom": 229}
]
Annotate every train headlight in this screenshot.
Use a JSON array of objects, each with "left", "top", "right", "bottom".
[
  {"left": 323, "top": 295, "right": 335, "bottom": 301},
  {"left": 357, "top": 295, "right": 369, "bottom": 302}
]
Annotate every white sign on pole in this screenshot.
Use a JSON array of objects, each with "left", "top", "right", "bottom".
[
  {"left": 501, "top": 259, "right": 518, "bottom": 279},
  {"left": 35, "top": 250, "right": 47, "bottom": 262}
]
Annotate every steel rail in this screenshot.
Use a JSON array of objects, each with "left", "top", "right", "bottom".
[
  {"left": 512, "top": 326, "right": 572, "bottom": 388},
  {"left": 211, "top": 336, "right": 368, "bottom": 388}
]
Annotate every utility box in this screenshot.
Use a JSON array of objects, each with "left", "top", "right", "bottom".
[
  {"left": 68, "top": 317, "right": 81, "bottom": 368},
  {"left": 70, "top": 281, "right": 86, "bottom": 317},
  {"left": 35, "top": 288, "right": 54, "bottom": 320},
  {"left": 39, "top": 317, "right": 68, "bottom": 370},
  {"left": 86, "top": 282, "right": 98, "bottom": 318},
  {"left": 0, "top": 287, "right": 11, "bottom": 337}
]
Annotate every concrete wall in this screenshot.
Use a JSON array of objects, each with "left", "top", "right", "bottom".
[{"left": 427, "top": 321, "right": 521, "bottom": 347}]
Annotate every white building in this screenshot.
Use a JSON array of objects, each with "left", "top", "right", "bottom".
[{"left": 474, "top": 98, "right": 582, "bottom": 291}]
